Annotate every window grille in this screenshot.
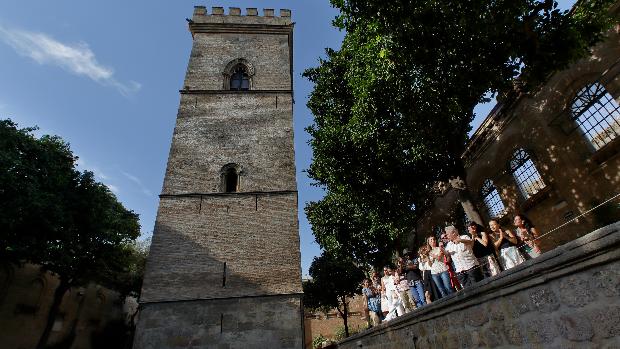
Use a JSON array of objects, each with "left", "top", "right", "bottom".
[
  {"left": 230, "top": 65, "right": 250, "bottom": 91},
  {"left": 481, "top": 179, "right": 506, "bottom": 218},
  {"left": 571, "top": 82, "right": 620, "bottom": 150},
  {"left": 509, "top": 149, "right": 546, "bottom": 199}
]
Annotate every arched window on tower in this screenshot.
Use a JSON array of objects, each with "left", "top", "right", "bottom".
[
  {"left": 509, "top": 148, "right": 546, "bottom": 200},
  {"left": 229, "top": 65, "right": 250, "bottom": 91},
  {"left": 220, "top": 164, "right": 241, "bottom": 193},
  {"left": 481, "top": 179, "right": 506, "bottom": 218},
  {"left": 224, "top": 168, "right": 238, "bottom": 192},
  {"left": 571, "top": 82, "right": 620, "bottom": 150},
  {"left": 223, "top": 58, "right": 254, "bottom": 91}
]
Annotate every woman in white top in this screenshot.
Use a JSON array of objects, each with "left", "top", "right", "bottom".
[
  {"left": 417, "top": 245, "right": 434, "bottom": 304},
  {"left": 426, "top": 236, "right": 454, "bottom": 298},
  {"left": 489, "top": 219, "right": 525, "bottom": 270}
]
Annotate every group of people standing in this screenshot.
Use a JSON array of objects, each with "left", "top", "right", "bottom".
[{"left": 362, "top": 214, "right": 542, "bottom": 327}]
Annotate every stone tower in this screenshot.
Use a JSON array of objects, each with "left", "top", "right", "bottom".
[{"left": 133, "top": 6, "right": 303, "bottom": 349}]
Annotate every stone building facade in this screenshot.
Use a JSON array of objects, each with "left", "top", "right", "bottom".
[
  {"left": 416, "top": 17, "right": 620, "bottom": 251},
  {"left": 0, "top": 263, "right": 134, "bottom": 349},
  {"left": 133, "top": 7, "right": 303, "bottom": 349}
]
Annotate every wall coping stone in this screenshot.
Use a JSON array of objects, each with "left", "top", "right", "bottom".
[{"left": 339, "top": 221, "right": 620, "bottom": 346}]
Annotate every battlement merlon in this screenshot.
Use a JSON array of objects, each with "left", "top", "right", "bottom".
[{"left": 191, "top": 6, "right": 292, "bottom": 27}]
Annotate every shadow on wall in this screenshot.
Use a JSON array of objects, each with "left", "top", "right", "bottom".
[
  {"left": 141, "top": 193, "right": 302, "bottom": 304},
  {"left": 0, "top": 263, "right": 132, "bottom": 349}
]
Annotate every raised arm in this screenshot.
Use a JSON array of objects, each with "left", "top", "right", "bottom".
[
  {"left": 478, "top": 231, "right": 489, "bottom": 247},
  {"left": 456, "top": 237, "right": 475, "bottom": 247},
  {"left": 493, "top": 231, "right": 502, "bottom": 249},
  {"left": 504, "top": 229, "right": 518, "bottom": 245}
]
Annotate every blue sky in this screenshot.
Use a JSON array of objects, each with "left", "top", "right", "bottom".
[{"left": 0, "top": 1, "right": 575, "bottom": 276}]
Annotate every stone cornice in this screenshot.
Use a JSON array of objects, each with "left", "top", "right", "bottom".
[
  {"left": 179, "top": 89, "right": 292, "bottom": 95},
  {"left": 189, "top": 22, "right": 293, "bottom": 36}
]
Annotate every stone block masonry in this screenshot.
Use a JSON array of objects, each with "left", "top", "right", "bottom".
[
  {"left": 135, "top": 295, "right": 303, "bottom": 349},
  {"left": 337, "top": 222, "right": 620, "bottom": 348}
]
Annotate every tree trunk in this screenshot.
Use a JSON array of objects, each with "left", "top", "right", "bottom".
[
  {"left": 36, "top": 279, "right": 70, "bottom": 349},
  {"left": 449, "top": 176, "right": 484, "bottom": 225},
  {"left": 341, "top": 296, "right": 349, "bottom": 338},
  {"left": 55, "top": 287, "right": 86, "bottom": 349},
  {"left": 458, "top": 189, "right": 484, "bottom": 225}
]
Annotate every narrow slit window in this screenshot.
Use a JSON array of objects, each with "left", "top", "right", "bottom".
[
  {"left": 509, "top": 148, "right": 546, "bottom": 199},
  {"left": 481, "top": 179, "right": 506, "bottom": 218},
  {"left": 571, "top": 82, "right": 620, "bottom": 150},
  {"left": 224, "top": 168, "right": 238, "bottom": 193}
]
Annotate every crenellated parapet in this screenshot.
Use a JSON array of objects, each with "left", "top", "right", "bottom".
[{"left": 190, "top": 6, "right": 292, "bottom": 28}]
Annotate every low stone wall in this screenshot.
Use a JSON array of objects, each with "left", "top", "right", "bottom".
[
  {"left": 338, "top": 222, "right": 620, "bottom": 349},
  {"left": 134, "top": 294, "right": 303, "bottom": 349}
]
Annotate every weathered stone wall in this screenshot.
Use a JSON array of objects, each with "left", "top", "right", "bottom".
[
  {"left": 183, "top": 7, "right": 292, "bottom": 91},
  {"left": 135, "top": 295, "right": 303, "bottom": 349},
  {"left": 338, "top": 222, "right": 620, "bottom": 349},
  {"left": 141, "top": 192, "right": 302, "bottom": 302},
  {"left": 0, "top": 263, "right": 132, "bottom": 349},
  {"left": 162, "top": 93, "right": 296, "bottom": 195}
]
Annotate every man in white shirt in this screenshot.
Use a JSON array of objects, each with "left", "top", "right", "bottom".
[{"left": 444, "top": 225, "right": 483, "bottom": 288}]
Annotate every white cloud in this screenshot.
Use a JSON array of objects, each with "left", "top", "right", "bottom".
[
  {"left": 121, "top": 171, "right": 153, "bottom": 197},
  {"left": 76, "top": 158, "right": 117, "bottom": 193},
  {"left": 107, "top": 184, "right": 120, "bottom": 195},
  {"left": 0, "top": 25, "right": 140, "bottom": 96}
]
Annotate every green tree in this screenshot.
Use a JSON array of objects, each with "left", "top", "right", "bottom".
[
  {"left": 305, "top": 0, "right": 615, "bottom": 260},
  {"left": 0, "top": 119, "right": 142, "bottom": 349},
  {"left": 303, "top": 252, "right": 365, "bottom": 338}
]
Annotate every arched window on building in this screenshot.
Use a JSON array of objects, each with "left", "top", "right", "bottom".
[
  {"left": 223, "top": 58, "right": 254, "bottom": 91},
  {"left": 509, "top": 148, "right": 546, "bottom": 199},
  {"left": 229, "top": 65, "right": 250, "bottom": 91},
  {"left": 220, "top": 164, "right": 240, "bottom": 193},
  {"left": 481, "top": 179, "right": 506, "bottom": 218},
  {"left": 571, "top": 82, "right": 620, "bottom": 150}
]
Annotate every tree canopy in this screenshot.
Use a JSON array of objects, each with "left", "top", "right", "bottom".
[
  {"left": 0, "top": 119, "right": 143, "bottom": 348},
  {"left": 304, "top": 0, "right": 616, "bottom": 265},
  {"left": 303, "top": 252, "right": 365, "bottom": 337}
]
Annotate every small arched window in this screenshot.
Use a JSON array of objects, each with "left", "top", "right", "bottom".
[
  {"left": 481, "top": 179, "right": 506, "bottom": 218},
  {"left": 223, "top": 58, "right": 254, "bottom": 91},
  {"left": 230, "top": 65, "right": 250, "bottom": 91},
  {"left": 571, "top": 82, "right": 620, "bottom": 150},
  {"left": 509, "top": 148, "right": 546, "bottom": 199},
  {"left": 224, "top": 168, "right": 238, "bottom": 192},
  {"left": 220, "top": 164, "right": 241, "bottom": 193}
]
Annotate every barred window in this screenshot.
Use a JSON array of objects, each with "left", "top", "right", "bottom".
[
  {"left": 481, "top": 179, "right": 506, "bottom": 218},
  {"left": 510, "top": 149, "right": 546, "bottom": 199},
  {"left": 571, "top": 82, "right": 620, "bottom": 150}
]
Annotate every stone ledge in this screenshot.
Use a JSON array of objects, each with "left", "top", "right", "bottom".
[{"left": 339, "top": 221, "right": 620, "bottom": 347}]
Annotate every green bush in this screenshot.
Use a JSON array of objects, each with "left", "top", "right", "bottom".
[
  {"left": 312, "top": 334, "right": 327, "bottom": 349},
  {"left": 333, "top": 325, "right": 362, "bottom": 341}
]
